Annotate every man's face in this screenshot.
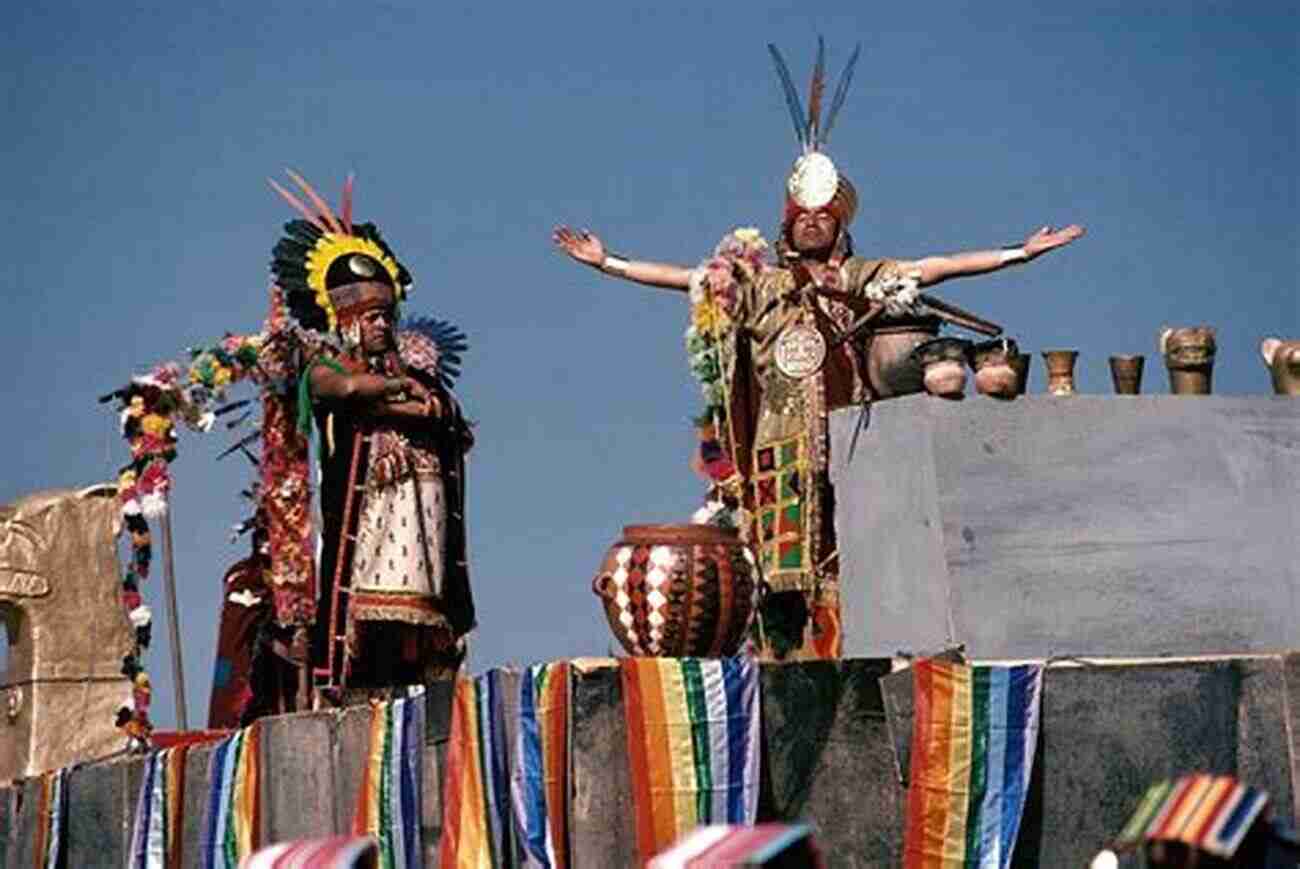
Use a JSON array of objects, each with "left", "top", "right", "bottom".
[
  {"left": 358, "top": 306, "right": 395, "bottom": 355},
  {"left": 789, "top": 209, "right": 839, "bottom": 255}
]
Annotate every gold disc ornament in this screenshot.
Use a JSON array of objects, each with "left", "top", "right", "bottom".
[{"left": 775, "top": 322, "right": 827, "bottom": 379}]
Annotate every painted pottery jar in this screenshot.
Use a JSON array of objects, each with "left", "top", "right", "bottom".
[
  {"left": 970, "top": 338, "right": 1021, "bottom": 399},
  {"left": 912, "top": 337, "right": 970, "bottom": 399},
  {"left": 1160, "top": 326, "right": 1216, "bottom": 395},
  {"left": 1260, "top": 338, "right": 1300, "bottom": 396},
  {"left": 1108, "top": 354, "right": 1145, "bottom": 395},
  {"left": 592, "top": 524, "right": 759, "bottom": 657},
  {"left": 1041, "top": 350, "right": 1079, "bottom": 396},
  {"left": 1009, "top": 353, "right": 1031, "bottom": 395}
]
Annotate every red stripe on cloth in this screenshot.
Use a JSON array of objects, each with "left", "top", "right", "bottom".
[
  {"left": 623, "top": 660, "right": 659, "bottom": 865},
  {"left": 438, "top": 680, "right": 472, "bottom": 867}
]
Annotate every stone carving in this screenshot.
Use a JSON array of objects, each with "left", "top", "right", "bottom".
[
  {"left": 1160, "top": 326, "right": 1216, "bottom": 395},
  {"left": 0, "top": 485, "right": 133, "bottom": 782}
]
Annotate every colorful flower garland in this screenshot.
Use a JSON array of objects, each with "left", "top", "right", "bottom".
[
  {"left": 685, "top": 227, "right": 772, "bottom": 492},
  {"left": 107, "top": 334, "right": 266, "bottom": 745}
]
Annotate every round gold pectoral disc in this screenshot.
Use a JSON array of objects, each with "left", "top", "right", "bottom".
[{"left": 775, "top": 323, "right": 826, "bottom": 379}]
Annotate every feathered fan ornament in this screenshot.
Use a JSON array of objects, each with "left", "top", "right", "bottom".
[
  {"left": 400, "top": 315, "right": 469, "bottom": 391},
  {"left": 768, "top": 38, "right": 862, "bottom": 211}
]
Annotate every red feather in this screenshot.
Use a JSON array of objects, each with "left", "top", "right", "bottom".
[
  {"left": 340, "top": 173, "right": 354, "bottom": 235},
  {"left": 267, "top": 179, "right": 328, "bottom": 232},
  {"left": 285, "top": 169, "right": 342, "bottom": 234}
]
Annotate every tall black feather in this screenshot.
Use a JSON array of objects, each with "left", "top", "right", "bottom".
[
  {"left": 822, "top": 42, "right": 862, "bottom": 144},
  {"left": 767, "top": 44, "right": 807, "bottom": 148},
  {"left": 807, "top": 36, "right": 826, "bottom": 148}
]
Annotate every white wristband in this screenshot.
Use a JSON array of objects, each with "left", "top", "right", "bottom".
[
  {"left": 601, "top": 255, "right": 630, "bottom": 276},
  {"left": 999, "top": 247, "right": 1028, "bottom": 265}
]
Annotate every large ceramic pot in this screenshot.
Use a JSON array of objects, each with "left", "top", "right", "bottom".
[
  {"left": 1160, "top": 326, "right": 1216, "bottom": 395},
  {"left": 1260, "top": 338, "right": 1300, "bottom": 396},
  {"left": 912, "top": 337, "right": 971, "bottom": 399},
  {"left": 592, "top": 524, "right": 759, "bottom": 657},
  {"left": 970, "top": 338, "right": 1021, "bottom": 399}
]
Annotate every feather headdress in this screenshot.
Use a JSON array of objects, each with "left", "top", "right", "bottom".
[
  {"left": 768, "top": 39, "right": 862, "bottom": 215},
  {"left": 268, "top": 171, "right": 411, "bottom": 335}
]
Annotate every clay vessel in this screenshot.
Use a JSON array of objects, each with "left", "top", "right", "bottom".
[
  {"left": 1260, "top": 338, "right": 1300, "bottom": 396},
  {"left": 866, "top": 328, "right": 939, "bottom": 399},
  {"left": 970, "top": 338, "right": 1022, "bottom": 399},
  {"left": 1108, "top": 355, "right": 1145, "bottom": 395},
  {"left": 1041, "top": 350, "right": 1079, "bottom": 396},
  {"left": 912, "top": 337, "right": 970, "bottom": 399},
  {"left": 592, "top": 524, "right": 759, "bottom": 657},
  {"left": 1160, "top": 326, "right": 1216, "bottom": 395},
  {"left": 1009, "top": 353, "right": 1031, "bottom": 395}
]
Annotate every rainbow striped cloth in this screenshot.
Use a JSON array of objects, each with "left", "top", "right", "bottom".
[
  {"left": 902, "top": 660, "right": 1043, "bottom": 869},
  {"left": 200, "top": 724, "right": 262, "bottom": 869},
  {"left": 130, "top": 746, "right": 192, "bottom": 868},
  {"left": 439, "top": 670, "right": 524, "bottom": 868},
  {"left": 621, "top": 657, "right": 762, "bottom": 865},
  {"left": 32, "top": 767, "right": 67, "bottom": 869},
  {"left": 1112, "top": 774, "right": 1271, "bottom": 859},
  {"left": 511, "top": 663, "right": 570, "bottom": 868},
  {"left": 648, "top": 824, "right": 824, "bottom": 868},
  {"left": 351, "top": 690, "right": 426, "bottom": 868}
]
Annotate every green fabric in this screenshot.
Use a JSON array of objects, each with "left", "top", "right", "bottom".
[
  {"left": 963, "top": 666, "right": 991, "bottom": 865},
  {"left": 297, "top": 356, "right": 347, "bottom": 436},
  {"left": 681, "top": 660, "right": 714, "bottom": 824}
]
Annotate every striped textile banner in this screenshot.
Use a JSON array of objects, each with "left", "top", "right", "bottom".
[
  {"left": 621, "top": 657, "right": 762, "bottom": 866},
  {"left": 1113, "top": 774, "right": 1271, "bottom": 860},
  {"left": 511, "top": 662, "right": 570, "bottom": 869},
  {"left": 240, "top": 835, "right": 379, "bottom": 868},
  {"left": 351, "top": 689, "right": 426, "bottom": 868},
  {"left": 32, "top": 767, "right": 67, "bottom": 869},
  {"left": 648, "top": 824, "right": 824, "bottom": 868},
  {"left": 200, "top": 723, "right": 262, "bottom": 869},
  {"left": 129, "top": 745, "right": 193, "bottom": 869},
  {"left": 439, "top": 671, "right": 520, "bottom": 868},
  {"left": 902, "top": 660, "right": 1043, "bottom": 869}
]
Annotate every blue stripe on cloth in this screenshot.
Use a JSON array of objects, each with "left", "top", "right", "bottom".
[
  {"left": 516, "top": 666, "right": 550, "bottom": 867},
  {"left": 202, "top": 737, "right": 231, "bottom": 869},
  {"left": 978, "top": 666, "right": 1009, "bottom": 869},
  {"left": 130, "top": 752, "right": 157, "bottom": 868},
  {"left": 399, "top": 696, "right": 423, "bottom": 868},
  {"left": 997, "top": 665, "right": 1041, "bottom": 864},
  {"left": 388, "top": 699, "right": 407, "bottom": 869},
  {"left": 721, "top": 657, "right": 755, "bottom": 823},
  {"left": 1215, "top": 788, "right": 1268, "bottom": 854},
  {"left": 487, "top": 671, "right": 514, "bottom": 864}
]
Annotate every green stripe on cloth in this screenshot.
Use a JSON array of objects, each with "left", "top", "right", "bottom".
[
  {"left": 682, "top": 659, "right": 714, "bottom": 824},
  {"left": 472, "top": 684, "right": 499, "bottom": 869},
  {"left": 380, "top": 701, "right": 395, "bottom": 869},
  {"left": 963, "top": 666, "right": 991, "bottom": 867}
]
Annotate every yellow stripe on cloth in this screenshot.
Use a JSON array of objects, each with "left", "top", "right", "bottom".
[
  {"left": 456, "top": 686, "right": 493, "bottom": 869},
  {"left": 658, "top": 660, "right": 701, "bottom": 841},
  {"left": 940, "top": 664, "right": 973, "bottom": 866},
  {"left": 232, "top": 723, "right": 261, "bottom": 859}
]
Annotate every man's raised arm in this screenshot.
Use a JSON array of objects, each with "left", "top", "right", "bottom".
[
  {"left": 552, "top": 225, "right": 693, "bottom": 292},
  {"left": 910, "top": 224, "right": 1085, "bottom": 288}
]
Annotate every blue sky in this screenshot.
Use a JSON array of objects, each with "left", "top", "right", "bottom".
[{"left": 2, "top": 2, "right": 1295, "bottom": 727}]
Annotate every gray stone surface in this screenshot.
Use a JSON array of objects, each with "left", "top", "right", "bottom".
[
  {"left": 64, "top": 754, "right": 144, "bottom": 868},
  {"left": 831, "top": 397, "right": 1300, "bottom": 659},
  {"left": 259, "top": 711, "right": 339, "bottom": 841},
  {"left": 760, "top": 659, "right": 904, "bottom": 868},
  {"left": 570, "top": 662, "right": 637, "bottom": 867}
]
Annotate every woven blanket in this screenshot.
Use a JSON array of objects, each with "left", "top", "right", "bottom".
[
  {"left": 649, "top": 823, "right": 825, "bottom": 868},
  {"left": 201, "top": 724, "right": 263, "bottom": 868},
  {"left": 240, "top": 835, "right": 378, "bottom": 868},
  {"left": 511, "top": 662, "right": 570, "bottom": 869},
  {"left": 1114, "top": 774, "right": 1271, "bottom": 860},
  {"left": 32, "top": 767, "right": 67, "bottom": 869}
]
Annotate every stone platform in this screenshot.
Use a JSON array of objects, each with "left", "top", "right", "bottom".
[
  {"left": 830, "top": 396, "right": 1300, "bottom": 660},
  {"left": 3, "top": 654, "right": 1296, "bottom": 867}
]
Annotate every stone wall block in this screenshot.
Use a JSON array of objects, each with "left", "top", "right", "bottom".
[
  {"left": 259, "top": 711, "right": 339, "bottom": 842},
  {"left": 569, "top": 662, "right": 636, "bottom": 867}
]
